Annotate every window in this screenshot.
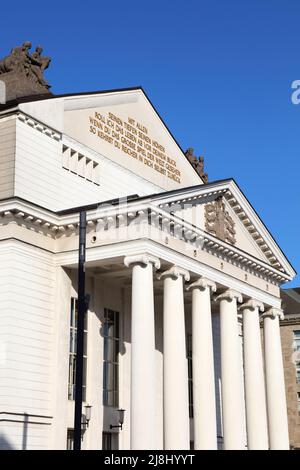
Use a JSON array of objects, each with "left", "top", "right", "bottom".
[
  {"left": 66, "top": 429, "right": 74, "bottom": 450},
  {"left": 298, "top": 393, "right": 300, "bottom": 415},
  {"left": 62, "top": 145, "right": 100, "bottom": 185},
  {"left": 293, "top": 331, "right": 300, "bottom": 352},
  {"left": 296, "top": 362, "right": 300, "bottom": 383},
  {"left": 103, "top": 309, "right": 120, "bottom": 407},
  {"left": 68, "top": 298, "right": 88, "bottom": 401},
  {"left": 186, "top": 333, "right": 193, "bottom": 418},
  {"left": 102, "top": 432, "right": 112, "bottom": 450}
]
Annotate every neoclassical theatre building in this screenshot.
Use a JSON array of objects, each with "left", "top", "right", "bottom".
[{"left": 0, "top": 47, "right": 296, "bottom": 450}]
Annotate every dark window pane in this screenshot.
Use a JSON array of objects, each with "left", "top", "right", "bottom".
[
  {"left": 114, "top": 364, "right": 119, "bottom": 392},
  {"left": 83, "top": 331, "right": 88, "bottom": 356},
  {"left": 107, "top": 363, "right": 114, "bottom": 391},
  {"left": 68, "top": 297, "right": 88, "bottom": 401},
  {"left": 104, "top": 338, "right": 119, "bottom": 363},
  {"left": 102, "top": 432, "right": 112, "bottom": 450},
  {"left": 67, "top": 429, "right": 74, "bottom": 450},
  {"left": 113, "top": 390, "right": 119, "bottom": 408},
  {"left": 103, "top": 361, "right": 108, "bottom": 391},
  {"left": 103, "top": 309, "right": 119, "bottom": 407},
  {"left": 103, "top": 389, "right": 108, "bottom": 406},
  {"left": 106, "top": 390, "right": 114, "bottom": 407}
]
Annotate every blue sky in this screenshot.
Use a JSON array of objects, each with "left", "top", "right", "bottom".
[{"left": 1, "top": 0, "right": 299, "bottom": 286}]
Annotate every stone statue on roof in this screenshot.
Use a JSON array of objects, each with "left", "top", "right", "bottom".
[
  {"left": 185, "top": 147, "right": 208, "bottom": 183},
  {"left": 0, "top": 42, "right": 52, "bottom": 102}
]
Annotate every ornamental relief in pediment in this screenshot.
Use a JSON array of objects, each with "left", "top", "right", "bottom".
[{"left": 204, "top": 197, "right": 236, "bottom": 245}]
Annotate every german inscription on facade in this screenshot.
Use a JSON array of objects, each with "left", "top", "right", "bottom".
[{"left": 89, "top": 111, "right": 181, "bottom": 183}]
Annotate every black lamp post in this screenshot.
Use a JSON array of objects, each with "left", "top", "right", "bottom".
[{"left": 73, "top": 210, "right": 87, "bottom": 450}]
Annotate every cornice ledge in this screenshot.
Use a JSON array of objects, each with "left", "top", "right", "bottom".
[
  {"left": 17, "top": 112, "right": 61, "bottom": 141},
  {"left": 0, "top": 200, "right": 291, "bottom": 285},
  {"left": 224, "top": 184, "right": 292, "bottom": 276}
]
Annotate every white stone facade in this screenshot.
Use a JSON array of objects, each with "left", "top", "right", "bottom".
[{"left": 0, "top": 88, "right": 295, "bottom": 450}]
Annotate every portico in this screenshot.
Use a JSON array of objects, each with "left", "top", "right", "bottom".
[
  {"left": 60, "top": 239, "right": 289, "bottom": 451},
  {"left": 118, "top": 255, "right": 289, "bottom": 450},
  {"left": 53, "top": 194, "right": 290, "bottom": 451}
]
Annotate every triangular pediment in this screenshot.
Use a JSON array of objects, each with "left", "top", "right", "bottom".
[
  {"left": 16, "top": 88, "right": 205, "bottom": 191},
  {"left": 152, "top": 179, "right": 296, "bottom": 281},
  {"left": 204, "top": 196, "right": 270, "bottom": 262},
  {"left": 59, "top": 88, "right": 204, "bottom": 191}
]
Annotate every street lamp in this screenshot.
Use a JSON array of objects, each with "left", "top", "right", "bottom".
[
  {"left": 81, "top": 404, "right": 92, "bottom": 435},
  {"left": 84, "top": 404, "right": 92, "bottom": 428},
  {"left": 110, "top": 408, "right": 125, "bottom": 431}
]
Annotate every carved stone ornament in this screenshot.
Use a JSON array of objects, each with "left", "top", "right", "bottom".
[
  {"left": 262, "top": 307, "right": 284, "bottom": 321},
  {"left": 186, "top": 277, "right": 217, "bottom": 292},
  {"left": 185, "top": 148, "right": 208, "bottom": 183},
  {"left": 157, "top": 265, "right": 190, "bottom": 282},
  {"left": 0, "top": 42, "right": 52, "bottom": 102},
  {"left": 205, "top": 197, "right": 236, "bottom": 245},
  {"left": 124, "top": 254, "right": 160, "bottom": 270}
]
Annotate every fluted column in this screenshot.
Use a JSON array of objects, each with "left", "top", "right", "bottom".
[
  {"left": 216, "top": 289, "right": 245, "bottom": 450},
  {"left": 187, "top": 277, "right": 217, "bottom": 450},
  {"left": 124, "top": 254, "right": 160, "bottom": 450},
  {"left": 263, "top": 308, "right": 289, "bottom": 450},
  {"left": 240, "top": 299, "right": 268, "bottom": 449},
  {"left": 158, "top": 266, "right": 190, "bottom": 450}
]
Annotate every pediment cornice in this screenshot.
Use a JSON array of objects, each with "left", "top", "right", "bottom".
[
  {"left": 154, "top": 179, "right": 295, "bottom": 279},
  {"left": 0, "top": 195, "right": 293, "bottom": 285}
]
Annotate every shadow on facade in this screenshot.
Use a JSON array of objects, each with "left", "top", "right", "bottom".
[
  {"left": 0, "top": 413, "right": 31, "bottom": 450},
  {"left": 22, "top": 413, "right": 29, "bottom": 450},
  {"left": 0, "top": 433, "right": 15, "bottom": 450}
]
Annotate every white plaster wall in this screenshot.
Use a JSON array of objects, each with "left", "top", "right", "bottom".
[
  {"left": 0, "top": 240, "right": 55, "bottom": 449},
  {"left": 13, "top": 120, "right": 162, "bottom": 212},
  {"left": 50, "top": 266, "right": 72, "bottom": 449},
  {"left": 0, "top": 116, "right": 16, "bottom": 200}
]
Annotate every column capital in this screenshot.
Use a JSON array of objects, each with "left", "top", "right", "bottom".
[
  {"left": 262, "top": 307, "right": 284, "bottom": 320},
  {"left": 187, "top": 277, "right": 216, "bottom": 293},
  {"left": 124, "top": 254, "right": 160, "bottom": 270},
  {"left": 239, "top": 299, "right": 265, "bottom": 313},
  {"left": 157, "top": 265, "right": 190, "bottom": 282},
  {"left": 215, "top": 289, "right": 243, "bottom": 304}
]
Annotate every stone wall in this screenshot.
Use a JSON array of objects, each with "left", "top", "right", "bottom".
[{"left": 280, "top": 320, "right": 300, "bottom": 448}]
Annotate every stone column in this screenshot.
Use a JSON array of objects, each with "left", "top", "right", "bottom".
[
  {"left": 124, "top": 254, "right": 160, "bottom": 450},
  {"left": 158, "top": 266, "right": 190, "bottom": 450},
  {"left": 216, "top": 289, "right": 245, "bottom": 450},
  {"left": 240, "top": 299, "right": 268, "bottom": 449},
  {"left": 263, "top": 308, "right": 289, "bottom": 450},
  {"left": 187, "top": 277, "right": 217, "bottom": 450}
]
